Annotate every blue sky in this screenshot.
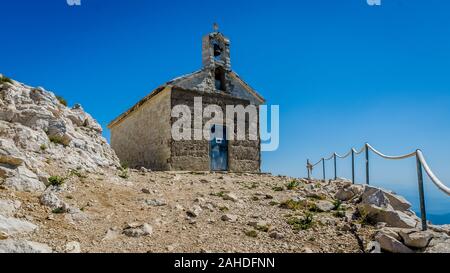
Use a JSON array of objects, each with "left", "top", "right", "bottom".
[{"left": 1, "top": 0, "right": 450, "bottom": 222}]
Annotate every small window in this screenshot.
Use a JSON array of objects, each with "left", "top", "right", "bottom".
[{"left": 215, "top": 68, "right": 226, "bottom": 91}]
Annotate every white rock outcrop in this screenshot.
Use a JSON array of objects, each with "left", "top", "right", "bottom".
[
  {"left": 0, "top": 76, "right": 120, "bottom": 192},
  {"left": 0, "top": 215, "right": 37, "bottom": 236},
  {"left": 358, "top": 186, "right": 420, "bottom": 229},
  {"left": 0, "top": 239, "right": 52, "bottom": 253}
]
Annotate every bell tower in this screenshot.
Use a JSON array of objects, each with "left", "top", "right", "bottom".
[
  {"left": 202, "top": 23, "right": 231, "bottom": 70},
  {"left": 202, "top": 24, "right": 231, "bottom": 92}
]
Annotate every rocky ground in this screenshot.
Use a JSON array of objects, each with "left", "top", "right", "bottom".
[{"left": 0, "top": 74, "right": 449, "bottom": 253}]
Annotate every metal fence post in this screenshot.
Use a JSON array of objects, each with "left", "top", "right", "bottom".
[
  {"left": 351, "top": 149, "right": 355, "bottom": 184},
  {"left": 365, "top": 144, "right": 370, "bottom": 185},
  {"left": 416, "top": 151, "right": 428, "bottom": 231},
  {"left": 322, "top": 158, "right": 326, "bottom": 182},
  {"left": 307, "top": 159, "right": 311, "bottom": 180},
  {"left": 333, "top": 153, "right": 337, "bottom": 180}
]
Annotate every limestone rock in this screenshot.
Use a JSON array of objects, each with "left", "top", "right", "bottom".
[
  {"left": 103, "top": 227, "right": 121, "bottom": 241},
  {"left": 248, "top": 220, "right": 271, "bottom": 231},
  {"left": 123, "top": 223, "right": 153, "bottom": 237},
  {"left": 47, "top": 119, "right": 71, "bottom": 146},
  {"left": 366, "top": 241, "right": 381, "bottom": 253},
  {"left": 358, "top": 203, "right": 419, "bottom": 228},
  {"left": 398, "top": 229, "right": 433, "bottom": 249},
  {"left": 0, "top": 139, "right": 24, "bottom": 166},
  {"left": 375, "top": 232, "right": 413, "bottom": 253},
  {"left": 362, "top": 186, "right": 411, "bottom": 212},
  {"left": 3, "top": 166, "right": 45, "bottom": 192},
  {"left": 335, "top": 184, "right": 364, "bottom": 201},
  {"left": 0, "top": 77, "right": 120, "bottom": 193},
  {"left": 65, "top": 241, "right": 81, "bottom": 253},
  {"left": 223, "top": 192, "right": 240, "bottom": 202},
  {"left": 269, "top": 231, "right": 285, "bottom": 240},
  {"left": 0, "top": 215, "right": 37, "bottom": 236},
  {"left": 145, "top": 199, "right": 167, "bottom": 207},
  {"left": 40, "top": 191, "right": 70, "bottom": 212},
  {"left": 221, "top": 214, "right": 238, "bottom": 222},
  {"left": 0, "top": 240, "right": 52, "bottom": 253},
  {"left": 315, "top": 200, "right": 335, "bottom": 212},
  {"left": 186, "top": 205, "right": 203, "bottom": 218},
  {"left": 0, "top": 199, "right": 21, "bottom": 217},
  {"left": 425, "top": 238, "right": 450, "bottom": 253}
]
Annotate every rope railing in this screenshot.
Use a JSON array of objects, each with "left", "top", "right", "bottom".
[{"left": 306, "top": 143, "right": 450, "bottom": 231}]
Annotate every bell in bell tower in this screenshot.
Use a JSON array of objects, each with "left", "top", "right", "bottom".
[{"left": 202, "top": 23, "right": 231, "bottom": 71}]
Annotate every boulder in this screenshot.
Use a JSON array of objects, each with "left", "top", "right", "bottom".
[
  {"left": 398, "top": 229, "right": 433, "bottom": 249},
  {"left": 3, "top": 166, "right": 45, "bottom": 192},
  {"left": 221, "top": 214, "right": 238, "bottom": 222},
  {"left": 40, "top": 191, "right": 70, "bottom": 212},
  {"left": 375, "top": 232, "right": 414, "bottom": 253},
  {"left": 0, "top": 199, "right": 21, "bottom": 217},
  {"left": 145, "top": 199, "right": 167, "bottom": 207},
  {"left": 248, "top": 220, "right": 271, "bottom": 231},
  {"left": 65, "top": 241, "right": 81, "bottom": 253},
  {"left": 103, "top": 227, "right": 121, "bottom": 241},
  {"left": 0, "top": 240, "right": 52, "bottom": 253},
  {"left": 366, "top": 241, "right": 381, "bottom": 253},
  {"left": 358, "top": 203, "right": 419, "bottom": 228},
  {"left": 269, "top": 231, "right": 285, "bottom": 240},
  {"left": 361, "top": 186, "right": 411, "bottom": 212},
  {"left": 47, "top": 119, "right": 72, "bottom": 146},
  {"left": 335, "top": 184, "right": 364, "bottom": 201},
  {"left": 425, "top": 238, "right": 450, "bottom": 253},
  {"left": 123, "top": 223, "right": 153, "bottom": 238},
  {"left": 186, "top": 205, "right": 203, "bottom": 218},
  {"left": 378, "top": 227, "right": 402, "bottom": 241},
  {"left": 315, "top": 200, "right": 335, "bottom": 212},
  {"left": 0, "top": 139, "right": 25, "bottom": 166},
  {"left": 0, "top": 215, "right": 37, "bottom": 236},
  {"left": 223, "top": 192, "right": 240, "bottom": 202}
]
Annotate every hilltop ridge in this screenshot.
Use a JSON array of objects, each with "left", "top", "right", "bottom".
[{"left": 0, "top": 75, "right": 449, "bottom": 253}]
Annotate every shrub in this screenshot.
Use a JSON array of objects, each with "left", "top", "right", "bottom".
[
  {"left": 0, "top": 75, "right": 13, "bottom": 84},
  {"left": 333, "top": 199, "right": 342, "bottom": 211},
  {"left": 52, "top": 208, "right": 65, "bottom": 214},
  {"left": 286, "top": 180, "right": 300, "bottom": 190},
  {"left": 244, "top": 230, "right": 258, "bottom": 238},
  {"left": 333, "top": 210, "right": 346, "bottom": 218},
  {"left": 356, "top": 208, "right": 376, "bottom": 226},
  {"left": 40, "top": 144, "right": 47, "bottom": 151},
  {"left": 118, "top": 169, "right": 129, "bottom": 179},
  {"left": 49, "top": 135, "right": 66, "bottom": 146},
  {"left": 279, "top": 199, "right": 304, "bottom": 211},
  {"left": 211, "top": 191, "right": 226, "bottom": 198},
  {"left": 48, "top": 176, "right": 66, "bottom": 187},
  {"left": 272, "top": 186, "right": 284, "bottom": 192},
  {"left": 307, "top": 202, "right": 320, "bottom": 212},
  {"left": 55, "top": 95, "right": 67, "bottom": 106},
  {"left": 287, "top": 212, "right": 314, "bottom": 231},
  {"left": 120, "top": 161, "right": 129, "bottom": 170},
  {"left": 69, "top": 169, "right": 87, "bottom": 179}
]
